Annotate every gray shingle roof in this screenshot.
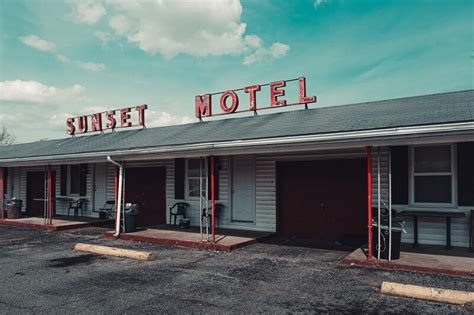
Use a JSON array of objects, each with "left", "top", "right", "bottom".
[{"left": 1, "top": 89, "right": 473, "bottom": 160}]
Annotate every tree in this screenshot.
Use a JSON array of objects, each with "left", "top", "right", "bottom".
[{"left": 0, "top": 127, "right": 16, "bottom": 146}]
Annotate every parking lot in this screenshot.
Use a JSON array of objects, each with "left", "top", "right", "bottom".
[{"left": 0, "top": 225, "right": 472, "bottom": 314}]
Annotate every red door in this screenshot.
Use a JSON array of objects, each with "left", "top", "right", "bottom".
[
  {"left": 125, "top": 167, "right": 166, "bottom": 226},
  {"left": 277, "top": 159, "right": 367, "bottom": 241}
]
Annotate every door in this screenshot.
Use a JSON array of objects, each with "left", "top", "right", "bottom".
[
  {"left": 231, "top": 155, "right": 256, "bottom": 223},
  {"left": 93, "top": 163, "right": 107, "bottom": 211},
  {"left": 277, "top": 158, "right": 367, "bottom": 241},
  {"left": 26, "top": 171, "right": 46, "bottom": 217},
  {"left": 124, "top": 166, "right": 166, "bottom": 226}
]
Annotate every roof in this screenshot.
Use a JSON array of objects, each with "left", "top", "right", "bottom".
[{"left": 1, "top": 89, "right": 473, "bottom": 160}]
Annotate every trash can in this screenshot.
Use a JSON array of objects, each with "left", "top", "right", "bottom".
[
  {"left": 121, "top": 203, "right": 139, "bottom": 233},
  {"left": 178, "top": 218, "right": 191, "bottom": 229},
  {"left": 6, "top": 199, "right": 23, "bottom": 219},
  {"left": 372, "top": 220, "right": 404, "bottom": 260}
]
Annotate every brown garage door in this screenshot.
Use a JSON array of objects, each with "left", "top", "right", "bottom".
[
  {"left": 125, "top": 166, "right": 166, "bottom": 227},
  {"left": 277, "top": 158, "right": 367, "bottom": 241}
]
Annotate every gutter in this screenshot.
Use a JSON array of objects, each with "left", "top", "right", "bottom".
[
  {"left": 107, "top": 156, "right": 123, "bottom": 237},
  {"left": 1, "top": 121, "right": 474, "bottom": 165}
]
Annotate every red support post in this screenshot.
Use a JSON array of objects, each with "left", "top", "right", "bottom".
[
  {"left": 114, "top": 167, "right": 119, "bottom": 230},
  {"left": 0, "top": 167, "right": 4, "bottom": 221},
  {"left": 211, "top": 155, "right": 215, "bottom": 243},
  {"left": 367, "top": 146, "right": 373, "bottom": 260},
  {"left": 47, "top": 166, "right": 53, "bottom": 225}
]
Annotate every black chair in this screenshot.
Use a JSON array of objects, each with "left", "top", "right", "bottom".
[
  {"left": 169, "top": 202, "right": 189, "bottom": 226},
  {"left": 68, "top": 198, "right": 87, "bottom": 217},
  {"left": 97, "top": 200, "right": 115, "bottom": 219},
  {"left": 202, "top": 203, "right": 223, "bottom": 229}
]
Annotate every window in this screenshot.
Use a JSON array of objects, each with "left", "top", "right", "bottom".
[
  {"left": 2, "top": 168, "right": 7, "bottom": 195},
  {"left": 60, "top": 164, "right": 87, "bottom": 196},
  {"left": 186, "top": 159, "right": 201, "bottom": 198},
  {"left": 70, "top": 165, "right": 81, "bottom": 195},
  {"left": 411, "top": 145, "right": 455, "bottom": 205}
]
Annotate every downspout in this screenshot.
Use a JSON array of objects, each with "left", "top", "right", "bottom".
[{"left": 107, "top": 156, "right": 123, "bottom": 237}]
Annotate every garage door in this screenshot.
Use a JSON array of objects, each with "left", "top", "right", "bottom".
[{"left": 277, "top": 158, "right": 367, "bottom": 241}]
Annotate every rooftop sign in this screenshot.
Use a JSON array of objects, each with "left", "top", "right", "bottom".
[
  {"left": 66, "top": 105, "right": 148, "bottom": 136},
  {"left": 195, "top": 77, "right": 316, "bottom": 119}
]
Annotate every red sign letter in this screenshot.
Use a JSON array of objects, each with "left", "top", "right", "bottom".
[
  {"left": 106, "top": 111, "right": 116, "bottom": 129},
  {"left": 136, "top": 104, "right": 148, "bottom": 126},
  {"left": 66, "top": 118, "right": 75, "bottom": 135},
  {"left": 270, "top": 81, "right": 287, "bottom": 107},
  {"left": 91, "top": 113, "right": 102, "bottom": 132},
  {"left": 78, "top": 116, "right": 88, "bottom": 133},
  {"left": 298, "top": 77, "right": 316, "bottom": 104},
  {"left": 220, "top": 91, "right": 239, "bottom": 113},
  {"left": 120, "top": 108, "right": 132, "bottom": 127},
  {"left": 244, "top": 85, "right": 261, "bottom": 110},
  {"left": 195, "top": 94, "right": 212, "bottom": 118}
]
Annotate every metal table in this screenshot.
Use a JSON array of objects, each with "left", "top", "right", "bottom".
[{"left": 399, "top": 211, "right": 466, "bottom": 249}]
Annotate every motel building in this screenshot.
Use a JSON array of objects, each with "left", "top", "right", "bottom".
[{"left": 0, "top": 78, "right": 473, "bottom": 268}]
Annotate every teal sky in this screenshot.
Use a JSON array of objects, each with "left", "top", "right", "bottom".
[{"left": 0, "top": 0, "right": 472, "bottom": 143}]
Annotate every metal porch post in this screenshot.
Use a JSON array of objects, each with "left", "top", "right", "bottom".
[
  {"left": 367, "top": 146, "right": 373, "bottom": 260},
  {"left": 211, "top": 155, "right": 215, "bottom": 243},
  {"left": 114, "top": 166, "right": 119, "bottom": 232},
  {"left": 47, "top": 165, "right": 53, "bottom": 225},
  {"left": 0, "top": 167, "right": 4, "bottom": 220}
]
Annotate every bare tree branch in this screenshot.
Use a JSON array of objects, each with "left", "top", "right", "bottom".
[{"left": 0, "top": 127, "right": 16, "bottom": 146}]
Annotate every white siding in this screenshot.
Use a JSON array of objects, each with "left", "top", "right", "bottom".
[
  {"left": 255, "top": 157, "right": 276, "bottom": 232},
  {"left": 12, "top": 164, "right": 94, "bottom": 217},
  {"left": 371, "top": 146, "right": 470, "bottom": 248}
]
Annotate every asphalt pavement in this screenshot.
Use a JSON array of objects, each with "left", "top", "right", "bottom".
[{"left": 0, "top": 225, "right": 472, "bottom": 314}]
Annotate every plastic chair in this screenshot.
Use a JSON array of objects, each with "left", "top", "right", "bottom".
[
  {"left": 68, "top": 199, "right": 87, "bottom": 217},
  {"left": 169, "top": 202, "right": 189, "bottom": 226}
]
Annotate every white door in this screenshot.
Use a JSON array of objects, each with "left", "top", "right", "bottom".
[
  {"left": 231, "top": 155, "right": 256, "bottom": 223},
  {"left": 94, "top": 163, "right": 107, "bottom": 212}
]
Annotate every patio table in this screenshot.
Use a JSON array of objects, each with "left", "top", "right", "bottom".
[{"left": 398, "top": 211, "right": 466, "bottom": 250}]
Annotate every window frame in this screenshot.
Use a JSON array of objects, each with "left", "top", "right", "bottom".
[
  {"left": 59, "top": 164, "right": 87, "bottom": 197},
  {"left": 185, "top": 158, "right": 202, "bottom": 200},
  {"left": 409, "top": 144, "right": 457, "bottom": 207}
]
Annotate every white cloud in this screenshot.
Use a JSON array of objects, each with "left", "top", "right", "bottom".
[
  {"left": 243, "top": 40, "right": 289, "bottom": 65},
  {"left": 109, "top": 14, "right": 131, "bottom": 35},
  {"left": 146, "top": 110, "right": 194, "bottom": 128},
  {"left": 19, "top": 35, "right": 56, "bottom": 52},
  {"left": 56, "top": 54, "right": 70, "bottom": 63},
  {"left": 67, "top": 0, "right": 106, "bottom": 25},
  {"left": 244, "top": 35, "right": 262, "bottom": 49},
  {"left": 314, "top": 0, "right": 329, "bottom": 9},
  {"left": 0, "top": 80, "right": 85, "bottom": 103},
  {"left": 105, "top": 0, "right": 247, "bottom": 58},
  {"left": 19, "top": 34, "right": 105, "bottom": 71},
  {"left": 94, "top": 31, "right": 114, "bottom": 47},
  {"left": 87, "top": 0, "right": 288, "bottom": 64},
  {"left": 76, "top": 61, "right": 106, "bottom": 71}
]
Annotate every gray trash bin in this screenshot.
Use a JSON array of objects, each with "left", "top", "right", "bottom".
[
  {"left": 6, "top": 199, "right": 22, "bottom": 219},
  {"left": 121, "top": 204, "right": 139, "bottom": 233}
]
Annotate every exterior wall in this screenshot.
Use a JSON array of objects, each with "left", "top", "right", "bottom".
[
  {"left": 371, "top": 145, "right": 471, "bottom": 248},
  {"left": 10, "top": 164, "right": 94, "bottom": 217}
]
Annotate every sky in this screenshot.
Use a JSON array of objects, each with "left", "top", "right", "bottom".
[{"left": 0, "top": 0, "right": 472, "bottom": 143}]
